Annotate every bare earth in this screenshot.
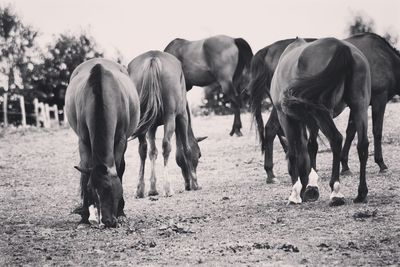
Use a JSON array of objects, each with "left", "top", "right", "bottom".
[{"left": 1, "top": 103, "right": 400, "bottom": 266}]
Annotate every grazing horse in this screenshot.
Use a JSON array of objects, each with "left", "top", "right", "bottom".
[
  {"left": 65, "top": 58, "right": 140, "bottom": 227},
  {"left": 164, "top": 35, "right": 253, "bottom": 136},
  {"left": 249, "top": 33, "right": 400, "bottom": 181},
  {"left": 128, "top": 51, "right": 202, "bottom": 198},
  {"left": 270, "top": 38, "right": 371, "bottom": 205}
]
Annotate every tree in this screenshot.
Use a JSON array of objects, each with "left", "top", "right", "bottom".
[
  {"left": 31, "top": 31, "right": 103, "bottom": 108},
  {"left": 348, "top": 13, "right": 398, "bottom": 48},
  {"left": 348, "top": 15, "right": 375, "bottom": 36},
  {"left": 0, "top": 5, "right": 39, "bottom": 91}
]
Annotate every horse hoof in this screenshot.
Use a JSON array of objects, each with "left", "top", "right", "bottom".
[
  {"left": 191, "top": 185, "right": 202, "bottom": 191},
  {"left": 235, "top": 131, "right": 243, "bottom": 137},
  {"left": 353, "top": 195, "right": 368, "bottom": 204},
  {"left": 148, "top": 190, "right": 159, "bottom": 197},
  {"left": 329, "top": 197, "right": 345, "bottom": 207},
  {"left": 266, "top": 177, "right": 279, "bottom": 184},
  {"left": 287, "top": 201, "right": 301, "bottom": 206},
  {"left": 163, "top": 189, "right": 174, "bottom": 197},
  {"left": 341, "top": 169, "right": 352, "bottom": 176},
  {"left": 379, "top": 165, "right": 388, "bottom": 173},
  {"left": 136, "top": 191, "right": 145, "bottom": 199},
  {"left": 304, "top": 186, "right": 319, "bottom": 202},
  {"left": 72, "top": 205, "right": 84, "bottom": 215}
]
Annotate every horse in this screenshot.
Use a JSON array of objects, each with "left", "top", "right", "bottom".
[
  {"left": 127, "top": 51, "right": 203, "bottom": 198},
  {"left": 65, "top": 58, "right": 140, "bottom": 227},
  {"left": 164, "top": 35, "right": 253, "bottom": 136},
  {"left": 249, "top": 33, "right": 400, "bottom": 181},
  {"left": 270, "top": 37, "right": 371, "bottom": 206}
]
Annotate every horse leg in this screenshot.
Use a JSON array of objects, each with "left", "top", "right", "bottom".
[
  {"left": 219, "top": 80, "right": 242, "bottom": 137},
  {"left": 371, "top": 95, "right": 388, "bottom": 172},
  {"left": 147, "top": 127, "right": 159, "bottom": 196},
  {"left": 352, "top": 108, "right": 369, "bottom": 203},
  {"left": 307, "top": 121, "right": 319, "bottom": 171},
  {"left": 313, "top": 111, "right": 344, "bottom": 206},
  {"left": 297, "top": 124, "right": 319, "bottom": 202},
  {"left": 175, "top": 130, "right": 191, "bottom": 191},
  {"left": 78, "top": 140, "right": 92, "bottom": 224},
  {"left": 279, "top": 114, "right": 302, "bottom": 204},
  {"left": 264, "top": 108, "right": 280, "bottom": 182},
  {"left": 136, "top": 134, "right": 147, "bottom": 198},
  {"left": 176, "top": 113, "right": 200, "bottom": 190},
  {"left": 114, "top": 137, "right": 127, "bottom": 217},
  {"left": 161, "top": 115, "right": 176, "bottom": 197},
  {"left": 340, "top": 113, "right": 356, "bottom": 175}
]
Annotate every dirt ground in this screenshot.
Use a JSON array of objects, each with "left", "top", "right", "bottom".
[{"left": 1, "top": 103, "right": 400, "bottom": 266}]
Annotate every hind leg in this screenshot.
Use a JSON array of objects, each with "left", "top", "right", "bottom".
[
  {"left": 313, "top": 112, "right": 344, "bottom": 206},
  {"left": 371, "top": 94, "right": 388, "bottom": 172},
  {"left": 278, "top": 113, "right": 303, "bottom": 204},
  {"left": 264, "top": 108, "right": 280, "bottom": 182},
  {"left": 77, "top": 140, "right": 92, "bottom": 224},
  {"left": 114, "top": 138, "right": 128, "bottom": 216},
  {"left": 147, "top": 127, "right": 159, "bottom": 196},
  {"left": 136, "top": 134, "right": 147, "bottom": 198},
  {"left": 307, "top": 122, "right": 319, "bottom": 171},
  {"left": 352, "top": 108, "right": 369, "bottom": 203},
  {"left": 176, "top": 113, "right": 200, "bottom": 190},
  {"left": 218, "top": 80, "right": 242, "bottom": 136},
  {"left": 341, "top": 113, "right": 356, "bottom": 175},
  {"left": 161, "top": 115, "right": 176, "bottom": 197}
]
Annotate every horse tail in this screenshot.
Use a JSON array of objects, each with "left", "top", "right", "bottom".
[
  {"left": 133, "top": 57, "right": 163, "bottom": 138},
  {"left": 248, "top": 47, "right": 271, "bottom": 153},
  {"left": 281, "top": 42, "right": 354, "bottom": 124},
  {"left": 233, "top": 38, "right": 253, "bottom": 85}
]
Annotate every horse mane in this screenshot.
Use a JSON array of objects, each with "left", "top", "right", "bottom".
[{"left": 233, "top": 38, "right": 253, "bottom": 85}]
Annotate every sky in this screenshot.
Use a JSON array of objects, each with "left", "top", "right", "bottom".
[{"left": 4, "top": 0, "right": 400, "bottom": 105}]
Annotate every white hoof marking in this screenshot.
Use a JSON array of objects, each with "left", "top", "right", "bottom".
[
  {"left": 307, "top": 168, "right": 319, "bottom": 188},
  {"left": 330, "top": 181, "right": 344, "bottom": 199},
  {"left": 288, "top": 178, "right": 302, "bottom": 204},
  {"left": 88, "top": 205, "right": 99, "bottom": 225}
]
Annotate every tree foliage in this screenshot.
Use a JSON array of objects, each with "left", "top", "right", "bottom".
[
  {"left": 0, "top": 5, "right": 39, "bottom": 91},
  {"left": 31, "top": 32, "right": 103, "bottom": 107},
  {"left": 348, "top": 13, "right": 398, "bottom": 48}
]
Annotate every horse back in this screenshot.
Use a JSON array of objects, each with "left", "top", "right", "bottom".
[
  {"left": 66, "top": 59, "right": 139, "bottom": 139},
  {"left": 346, "top": 33, "right": 400, "bottom": 97},
  {"left": 128, "top": 51, "right": 187, "bottom": 115}
]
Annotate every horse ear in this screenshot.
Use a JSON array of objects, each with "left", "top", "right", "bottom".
[
  {"left": 74, "top": 165, "right": 91, "bottom": 174},
  {"left": 196, "top": 136, "right": 208, "bottom": 142}
]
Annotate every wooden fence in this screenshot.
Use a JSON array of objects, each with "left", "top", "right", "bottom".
[{"left": 1, "top": 93, "right": 67, "bottom": 128}]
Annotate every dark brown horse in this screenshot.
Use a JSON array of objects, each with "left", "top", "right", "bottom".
[
  {"left": 270, "top": 37, "right": 371, "bottom": 205},
  {"left": 65, "top": 58, "right": 140, "bottom": 227},
  {"left": 249, "top": 33, "right": 400, "bottom": 181},
  {"left": 164, "top": 35, "right": 253, "bottom": 136},
  {"left": 128, "top": 51, "right": 202, "bottom": 198}
]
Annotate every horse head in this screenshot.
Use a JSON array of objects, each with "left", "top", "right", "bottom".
[{"left": 75, "top": 164, "right": 122, "bottom": 227}]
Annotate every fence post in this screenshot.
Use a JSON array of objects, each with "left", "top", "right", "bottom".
[
  {"left": 63, "top": 105, "right": 68, "bottom": 126},
  {"left": 19, "top": 95, "right": 26, "bottom": 127},
  {"left": 33, "top": 98, "right": 39, "bottom": 127},
  {"left": 44, "top": 103, "right": 51, "bottom": 128},
  {"left": 52, "top": 104, "right": 59, "bottom": 125},
  {"left": 3, "top": 93, "right": 8, "bottom": 127}
]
